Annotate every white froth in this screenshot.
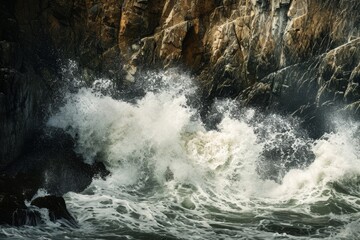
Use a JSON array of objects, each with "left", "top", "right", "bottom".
[
  {"left": 272, "top": 123, "right": 360, "bottom": 199},
  {"left": 44, "top": 70, "right": 360, "bottom": 239},
  {"left": 48, "top": 71, "right": 360, "bottom": 199}
]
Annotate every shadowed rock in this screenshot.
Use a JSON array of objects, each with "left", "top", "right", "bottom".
[
  {"left": 0, "top": 129, "right": 109, "bottom": 227},
  {"left": 31, "top": 196, "right": 77, "bottom": 227},
  {"left": 0, "top": 194, "right": 41, "bottom": 226},
  {"left": 2, "top": 129, "right": 110, "bottom": 196}
]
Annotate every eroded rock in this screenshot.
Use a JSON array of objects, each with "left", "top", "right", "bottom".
[{"left": 118, "top": 0, "right": 360, "bottom": 125}]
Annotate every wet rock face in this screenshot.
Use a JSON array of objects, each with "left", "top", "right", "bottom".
[
  {"left": 0, "top": 174, "right": 38, "bottom": 226},
  {"left": 2, "top": 0, "right": 360, "bottom": 167},
  {"left": 0, "top": 130, "right": 108, "bottom": 227},
  {"left": 0, "top": 193, "right": 41, "bottom": 226},
  {"left": 0, "top": 3, "right": 46, "bottom": 169},
  {"left": 119, "top": 0, "right": 360, "bottom": 119},
  {"left": 0, "top": 0, "right": 123, "bottom": 168},
  {"left": 3, "top": 129, "right": 110, "bottom": 196},
  {"left": 12, "top": 0, "right": 124, "bottom": 77},
  {"left": 0, "top": 189, "right": 77, "bottom": 227}
]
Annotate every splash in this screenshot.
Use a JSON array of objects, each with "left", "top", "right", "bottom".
[{"left": 40, "top": 69, "right": 360, "bottom": 239}]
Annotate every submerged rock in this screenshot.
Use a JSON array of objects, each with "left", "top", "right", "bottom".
[
  {"left": 0, "top": 130, "right": 108, "bottom": 227},
  {"left": 164, "top": 166, "right": 174, "bottom": 181},
  {"left": 2, "top": 129, "right": 110, "bottom": 196},
  {"left": 31, "top": 196, "right": 77, "bottom": 227},
  {"left": 0, "top": 174, "right": 77, "bottom": 227},
  {"left": 0, "top": 193, "right": 77, "bottom": 227},
  {"left": 0, "top": 194, "right": 40, "bottom": 226}
]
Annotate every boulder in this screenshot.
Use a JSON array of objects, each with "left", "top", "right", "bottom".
[
  {"left": 0, "top": 194, "right": 37, "bottom": 226},
  {"left": 0, "top": 193, "right": 77, "bottom": 227},
  {"left": 2, "top": 129, "right": 110, "bottom": 196},
  {"left": 0, "top": 175, "right": 42, "bottom": 226},
  {"left": 0, "top": 130, "right": 108, "bottom": 227},
  {"left": 31, "top": 196, "right": 77, "bottom": 227}
]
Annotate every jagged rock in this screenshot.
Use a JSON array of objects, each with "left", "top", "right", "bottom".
[
  {"left": 160, "top": 21, "right": 190, "bottom": 66},
  {"left": 2, "top": 129, "right": 110, "bottom": 196},
  {"left": 0, "top": 192, "right": 77, "bottom": 227},
  {"left": 2, "top": 0, "right": 360, "bottom": 168},
  {"left": 0, "top": 194, "right": 42, "bottom": 226},
  {"left": 117, "top": 0, "right": 360, "bottom": 123},
  {"left": 31, "top": 196, "right": 77, "bottom": 227},
  {"left": 242, "top": 82, "right": 272, "bottom": 106},
  {"left": 0, "top": 130, "right": 108, "bottom": 226},
  {"left": 0, "top": 174, "right": 41, "bottom": 226}
]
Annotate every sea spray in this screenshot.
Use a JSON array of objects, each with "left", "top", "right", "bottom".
[{"left": 5, "top": 69, "right": 360, "bottom": 239}]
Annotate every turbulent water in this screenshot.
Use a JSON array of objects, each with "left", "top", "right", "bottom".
[{"left": 2, "top": 68, "right": 360, "bottom": 239}]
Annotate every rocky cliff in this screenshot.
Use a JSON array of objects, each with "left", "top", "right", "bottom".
[
  {"left": 1, "top": 0, "right": 360, "bottom": 167},
  {"left": 0, "top": 0, "right": 123, "bottom": 168},
  {"left": 119, "top": 0, "right": 360, "bottom": 115}
]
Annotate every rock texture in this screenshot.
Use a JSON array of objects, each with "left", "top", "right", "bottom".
[
  {"left": 1, "top": 2, "right": 44, "bottom": 168},
  {"left": 2, "top": 0, "right": 360, "bottom": 167},
  {"left": 0, "top": 0, "right": 123, "bottom": 168},
  {"left": 0, "top": 192, "right": 76, "bottom": 227},
  {"left": 0, "top": 174, "right": 76, "bottom": 226},
  {"left": 119, "top": 0, "right": 360, "bottom": 114},
  {"left": 0, "top": 193, "right": 41, "bottom": 226},
  {"left": 0, "top": 130, "right": 108, "bottom": 227},
  {"left": 31, "top": 196, "right": 78, "bottom": 226},
  {"left": 2, "top": 129, "right": 109, "bottom": 195},
  {"left": 1, "top": 1, "right": 360, "bottom": 225}
]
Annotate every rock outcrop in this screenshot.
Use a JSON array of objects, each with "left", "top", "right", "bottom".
[
  {"left": 1, "top": 0, "right": 360, "bottom": 227},
  {"left": 0, "top": 0, "right": 123, "bottom": 168},
  {"left": 31, "top": 196, "right": 78, "bottom": 227},
  {"left": 2, "top": 0, "right": 360, "bottom": 167},
  {"left": 0, "top": 174, "right": 76, "bottom": 227},
  {"left": 119, "top": 0, "right": 360, "bottom": 115},
  {"left": 0, "top": 129, "right": 108, "bottom": 227},
  {"left": 0, "top": 193, "right": 41, "bottom": 226},
  {"left": 0, "top": 194, "right": 77, "bottom": 227}
]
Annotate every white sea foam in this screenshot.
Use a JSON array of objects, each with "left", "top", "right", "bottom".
[
  {"left": 44, "top": 69, "right": 360, "bottom": 239},
  {"left": 48, "top": 71, "right": 360, "bottom": 200},
  {"left": 273, "top": 123, "right": 360, "bottom": 199}
]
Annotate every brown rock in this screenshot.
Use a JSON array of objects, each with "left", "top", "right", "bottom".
[{"left": 2, "top": 0, "right": 360, "bottom": 167}]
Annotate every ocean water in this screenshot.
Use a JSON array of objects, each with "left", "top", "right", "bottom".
[{"left": 2, "top": 69, "right": 360, "bottom": 239}]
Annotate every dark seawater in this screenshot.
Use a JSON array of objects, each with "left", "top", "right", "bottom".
[{"left": 2, "top": 68, "right": 360, "bottom": 240}]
